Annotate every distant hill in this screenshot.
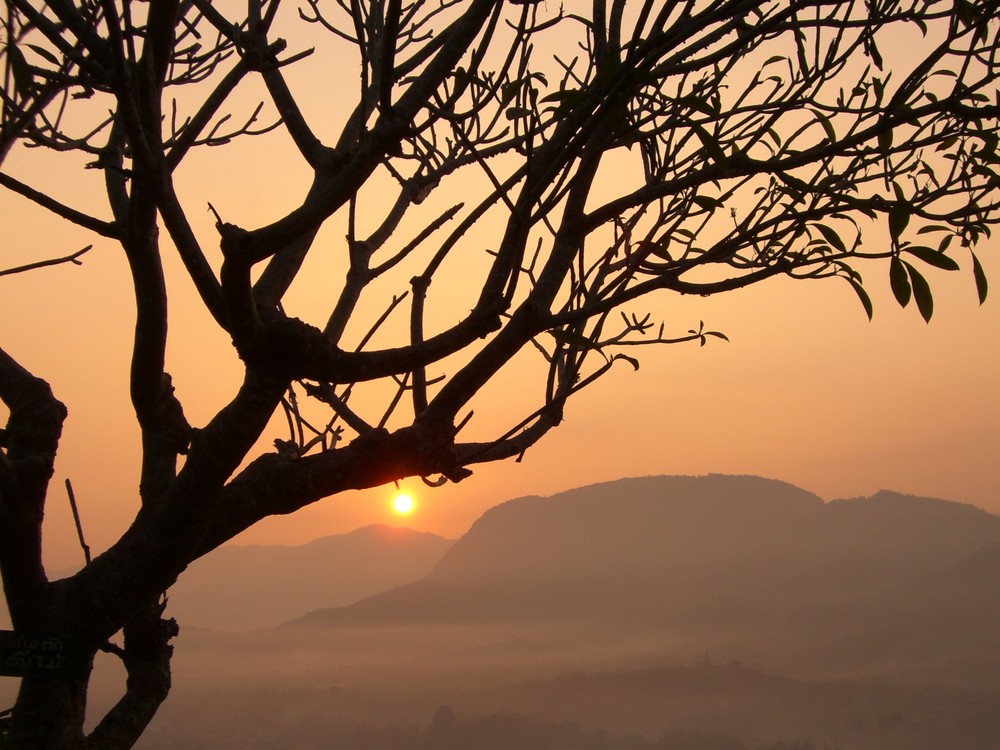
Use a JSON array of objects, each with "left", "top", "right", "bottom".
[
  {"left": 289, "top": 475, "right": 1000, "bottom": 680},
  {"left": 141, "top": 476, "right": 1000, "bottom": 749},
  {"left": 296, "top": 475, "right": 1000, "bottom": 623},
  {"left": 167, "top": 524, "right": 453, "bottom": 630}
]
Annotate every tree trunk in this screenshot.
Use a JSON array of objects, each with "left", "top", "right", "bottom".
[
  {"left": 7, "top": 669, "right": 92, "bottom": 750},
  {"left": 3, "top": 598, "right": 178, "bottom": 749}
]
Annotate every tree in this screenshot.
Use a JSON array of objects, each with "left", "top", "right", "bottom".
[{"left": 0, "top": 0, "right": 997, "bottom": 746}]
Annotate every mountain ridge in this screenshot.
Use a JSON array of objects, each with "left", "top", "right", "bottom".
[
  {"left": 285, "top": 474, "right": 1000, "bottom": 681},
  {"left": 167, "top": 523, "right": 454, "bottom": 630},
  {"left": 295, "top": 474, "right": 999, "bottom": 622}
]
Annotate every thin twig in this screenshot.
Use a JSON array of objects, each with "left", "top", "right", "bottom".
[
  {"left": 65, "top": 478, "right": 91, "bottom": 565},
  {"left": 0, "top": 245, "right": 92, "bottom": 277}
]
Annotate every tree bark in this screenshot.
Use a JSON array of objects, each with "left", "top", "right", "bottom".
[
  {"left": 86, "top": 602, "right": 178, "bottom": 750},
  {"left": 8, "top": 669, "right": 92, "bottom": 750}
]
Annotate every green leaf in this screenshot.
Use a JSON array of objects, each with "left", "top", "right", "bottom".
[
  {"left": 867, "top": 39, "right": 884, "bottom": 71},
  {"left": 679, "top": 94, "right": 719, "bottom": 117},
  {"left": 614, "top": 354, "right": 640, "bottom": 371},
  {"left": 692, "top": 195, "right": 722, "bottom": 211},
  {"left": 847, "top": 278, "right": 874, "bottom": 321},
  {"left": 814, "top": 223, "right": 847, "bottom": 253},
  {"left": 872, "top": 77, "right": 885, "bottom": 103},
  {"left": 501, "top": 81, "right": 520, "bottom": 104},
  {"left": 906, "top": 262, "right": 934, "bottom": 322},
  {"left": 540, "top": 88, "right": 586, "bottom": 116},
  {"left": 549, "top": 329, "right": 600, "bottom": 350},
  {"left": 646, "top": 241, "right": 673, "bottom": 261},
  {"left": 539, "top": 88, "right": 581, "bottom": 104},
  {"left": 505, "top": 106, "right": 532, "bottom": 120},
  {"left": 938, "top": 135, "right": 959, "bottom": 152},
  {"left": 979, "top": 132, "right": 999, "bottom": 159},
  {"left": 971, "top": 251, "right": 989, "bottom": 304},
  {"left": 878, "top": 128, "right": 893, "bottom": 154},
  {"left": 6, "top": 43, "right": 33, "bottom": 99},
  {"left": 888, "top": 205, "right": 910, "bottom": 243},
  {"left": 26, "top": 44, "right": 59, "bottom": 65},
  {"left": 903, "top": 245, "right": 959, "bottom": 271},
  {"left": 889, "top": 256, "right": 911, "bottom": 307},
  {"left": 956, "top": 0, "right": 978, "bottom": 27},
  {"left": 813, "top": 110, "right": 836, "bottom": 142},
  {"left": 691, "top": 123, "right": 729, "bottom": 169}
]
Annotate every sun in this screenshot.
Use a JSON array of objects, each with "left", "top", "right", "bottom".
[{"left": 392, "top": 493, "right": 415, "bottom": 515}]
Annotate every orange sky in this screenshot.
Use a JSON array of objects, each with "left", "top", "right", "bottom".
[
  {"left": 1, "top": 11, "right": 998, "bottom": 574},
  {"left": 3, "top": 186, "right": 996, "bottom": 574}
]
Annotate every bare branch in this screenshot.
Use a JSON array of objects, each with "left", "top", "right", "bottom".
[{"left": 0, "top": 244, "right": 92, "bottom": 277}]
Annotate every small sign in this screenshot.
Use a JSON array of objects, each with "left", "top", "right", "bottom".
[{"left": 0, "top": 631, "right": 91, "bottom": 680}]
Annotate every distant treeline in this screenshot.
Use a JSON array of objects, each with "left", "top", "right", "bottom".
[{"left": 133, "top": 660, "right": 1000, "bottom": 750}]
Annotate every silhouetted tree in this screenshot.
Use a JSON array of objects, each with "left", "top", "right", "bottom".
[{"left": 1, "top": 0, "right": 998, "bottom": 746}]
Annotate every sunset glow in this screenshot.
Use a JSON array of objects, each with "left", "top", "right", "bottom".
[
  {"left": 0, "top": 1, "right": 997, "bottom": 573},
  {"left": 393, "top": 493, "right": 415, "bottom": 515}
]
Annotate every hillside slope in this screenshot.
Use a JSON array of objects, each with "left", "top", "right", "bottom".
[
  {"left": 168, "top": 524, "right": 454, "bottom": 630},
  {"left": 289, "top": 475, "right": 1000, "bottom": 680}
]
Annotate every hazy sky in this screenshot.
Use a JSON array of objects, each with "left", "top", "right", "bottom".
[{"left": 1, "top": 8, "right": 998, "bottom": 573}]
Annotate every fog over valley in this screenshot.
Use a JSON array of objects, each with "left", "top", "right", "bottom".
[{"left": 10, "top": 475, "right": 1000, "bottom": 749}]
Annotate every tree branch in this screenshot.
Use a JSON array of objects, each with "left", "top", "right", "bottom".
[
  {"left": 0, "top": 245, "right": 93, "bottom": 277},
  {"left": 0, "top": 346, "right": 65, "bottom": 625},
  {"left": 0, "top": 172, "right": 118, "bottom": 236},
  {"left": 85, "top": 600, "right": 178, "bottom": 750}
]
